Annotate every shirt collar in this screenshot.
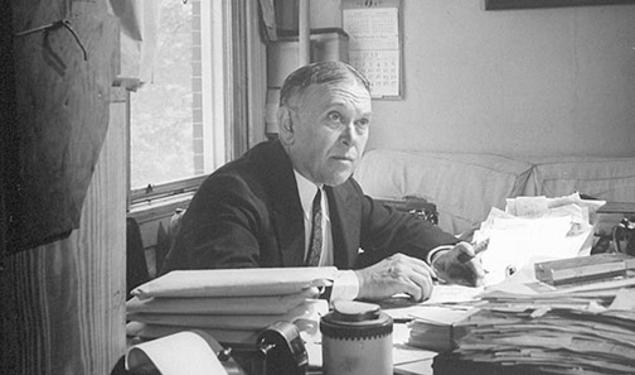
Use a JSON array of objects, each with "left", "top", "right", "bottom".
[{"left": 293, "top": 170, "right": 321, "bottom": 220}]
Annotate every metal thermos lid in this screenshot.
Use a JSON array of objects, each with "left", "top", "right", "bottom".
[{"left": 320, "top": 301, "right": 393, "bottom": 339}]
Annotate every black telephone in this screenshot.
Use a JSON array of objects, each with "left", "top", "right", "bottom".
[{"left": 613, "top": 216, "right": 635, "bottom": 256}]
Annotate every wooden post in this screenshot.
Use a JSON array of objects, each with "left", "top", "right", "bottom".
[
  {"left": 0, "top": 89, "right": 127, "bottom": 375},
  {"left": 0, "top": 1, "right": 127, "bottom": 373}
]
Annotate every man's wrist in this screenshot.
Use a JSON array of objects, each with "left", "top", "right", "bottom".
[
  {"left": 426, "top": 245, "right": 453, "bottom": 267},
  {"left": 330, "top": 270, "right": 359, "bottom": 302}
]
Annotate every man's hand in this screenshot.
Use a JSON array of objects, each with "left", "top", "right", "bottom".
[
  {"left": 431, "top": 242, "right": 486, "bottom": 287},
  {"left": 354, "top": 253, "right": 436, "bottom": 302}
]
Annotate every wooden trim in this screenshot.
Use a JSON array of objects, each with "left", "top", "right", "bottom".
[
  {"left": 229, "top": 0, "right": 250, "bottom": 159},
  {"left": 485, "top": 0, "right": 635, "bottom": 10},
  {"left": 247, "top": 0, "right": 268, "bottom": 147},
  {"left": 129, "top": 175, "right": 205, "bottom": 203},
  {"left": 128, "top": 192, "right": 193, "bottom": 224},
  {"left": 277, "top": 27, "right": 350, "bottom": 38}
]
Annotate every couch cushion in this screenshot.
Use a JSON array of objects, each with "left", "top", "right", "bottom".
[
  {"left": 354, "top": 149, "right": 534, "bottom": 235},
  {"left": 523, "top": 156, "right": 635, "bottom": 202}
]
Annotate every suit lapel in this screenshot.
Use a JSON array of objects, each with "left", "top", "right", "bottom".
[
  {"left": 326, "top": 183, "right": 360, "bottom": 269},
  {"left": 263, "top": 142, "right": 305, "bottom": 267}
]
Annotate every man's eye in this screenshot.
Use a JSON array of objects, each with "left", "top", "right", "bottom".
[
  {"left": 355, "top": 118, "right": 370, "bottom": 129},
  {"left": 327, "top": 112, "right": 342, "bottom": 123}
]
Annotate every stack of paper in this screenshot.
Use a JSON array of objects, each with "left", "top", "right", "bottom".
[
  {"left": 126, "top": 267, "right": 335, "bottom": 345},
  {"left": 447, "top": 276, "right": 635, "bottom": 374},
  {"left": 406, "top": 306, "right": 480, "bottom": 352},
  {"left": 378, "top": 284, "right": 484, "bottom": 353}
]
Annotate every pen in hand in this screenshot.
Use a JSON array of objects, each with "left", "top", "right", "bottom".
[
  {"left": 457, "top": 238, "right": 489, "bottom": 263},
  {"left": 430, "top": 238, "right": 489, "bottom": 285}
]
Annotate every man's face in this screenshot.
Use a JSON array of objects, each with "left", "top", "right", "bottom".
[{"left": 284, "top": 79, "right": 372, "bottom": 186}]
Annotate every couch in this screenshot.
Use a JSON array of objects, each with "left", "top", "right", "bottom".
[{"left": 354, "top": 149, "right": 635, "bottom": 236}]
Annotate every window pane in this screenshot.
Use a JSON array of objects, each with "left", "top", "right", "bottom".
[{"left": 130, "top": 0, "right": 198, "bottom": 189}]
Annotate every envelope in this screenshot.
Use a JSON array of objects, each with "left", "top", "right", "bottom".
[
  {"left": 127, "top": 299, "right": 328, "bottom": 330},
  {"left": 131, "top": 267, "right": 338, "bottom": 299},
  {"left": 127, "top": 287, "right": 320, "bottom": 315}
]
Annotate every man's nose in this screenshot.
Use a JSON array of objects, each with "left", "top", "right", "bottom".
[{"left": 339, "top": 122, "right": 356, "bottom": 146}]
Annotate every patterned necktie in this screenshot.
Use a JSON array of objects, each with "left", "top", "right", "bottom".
[{"left": 305, "top": 188, "right": 323, "bottom": 266}]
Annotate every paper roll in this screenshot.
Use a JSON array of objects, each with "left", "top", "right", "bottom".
[{"left": 125, "top": 331, "right": 227, "bottom": 375}]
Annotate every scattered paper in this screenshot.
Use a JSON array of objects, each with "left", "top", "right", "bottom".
[{"left": 473, "top": 193, "right": 604, "bottom": 286}]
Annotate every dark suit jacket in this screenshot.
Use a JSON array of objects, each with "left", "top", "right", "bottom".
[{"left": 161, "top": 140, "right": 458, "bottom": 273}]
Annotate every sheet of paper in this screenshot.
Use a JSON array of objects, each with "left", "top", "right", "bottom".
[
  {"left": 479, "top": 215, "right": 576, "bottom": 285},
  {"left": 608, "top": 288, "right": 635, "bottom": 310},
  {"left": 426, "top": 284, "right": 484, "bottom": 304},
  {"left": 382, "top": 285, "right": 484, "bottom": 321},
  {"left": 393, "top": 323, "right": 438, "bottom": 365},
  {"left": 394, "top": 359, "right": 434, "bottom": 375},
  {"left": 506, "top": 196, "right": 549, "bottom": 217},
  {"left": 407, "top": 306, "right": 480, "bottom": 326}
]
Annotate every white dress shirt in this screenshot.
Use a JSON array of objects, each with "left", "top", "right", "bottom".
[{"left": 294, "top": 170, "right": 358, "bottom": 301}]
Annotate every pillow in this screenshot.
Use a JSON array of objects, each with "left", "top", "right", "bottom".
[{"left": 524, "top": 156, "right": 635, "bottom": 202}]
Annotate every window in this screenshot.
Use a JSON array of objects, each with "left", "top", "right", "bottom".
[
  {"left": 125, "top": 0, "right": 265, "bottom": 210},
  {"left": 128, "top": 0, "right": 234, "bottom": 205},
  {"left": 129, "top": 0, "right": 224, "bottom": 202}
]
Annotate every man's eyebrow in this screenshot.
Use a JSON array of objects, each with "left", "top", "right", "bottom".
[
  {"left": 325, "top": 101, "right": 369, "bottom": 110},
  {"left": 329, "top": 103, "right": 372, "bottom": 117}
]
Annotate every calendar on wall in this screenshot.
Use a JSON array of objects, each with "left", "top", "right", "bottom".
[{"left": 342, "top": 0, "right": 403, "bottom": 99}]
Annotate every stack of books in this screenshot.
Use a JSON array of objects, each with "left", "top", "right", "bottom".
[
  {"left": 126, "top": 267, "right": 334, "bottom": 345},
  {"left": 436, "top": 274, "right": 635, "bottom": 374}
]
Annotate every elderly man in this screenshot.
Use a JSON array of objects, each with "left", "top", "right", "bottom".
[{"left": 161, "top": 61, "right": 483, "bottom": 301}]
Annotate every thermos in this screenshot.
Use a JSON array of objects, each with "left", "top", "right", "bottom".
[{"left": 320, "top": 301, "right": 393, "bottom": 375}]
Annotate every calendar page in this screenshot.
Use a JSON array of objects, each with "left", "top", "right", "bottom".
[
  {"left": 342, "top": 2, "right": 402, "bottom": 99},
  {"left": 349, "top": 50, "right": 399, "bottom": 98}
]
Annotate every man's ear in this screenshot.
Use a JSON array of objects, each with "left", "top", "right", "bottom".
[{"left": 277, "top": 106, "right": 295, "bottom": 145}]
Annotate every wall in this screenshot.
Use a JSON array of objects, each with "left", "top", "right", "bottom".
[{"left": 308, "top": 0, "right": 635, "bottom": 157}]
